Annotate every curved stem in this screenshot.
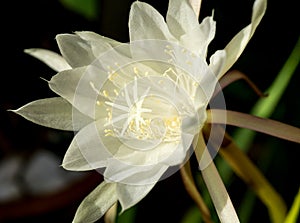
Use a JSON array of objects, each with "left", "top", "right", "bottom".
[
  {"left": 180, "top": 160, "right": 213, "bottom": 223},
  {"left": 219, "top": 132, "right": 287, "bottom": 223},
  {"left": 194, "top": 133, "right": 240, "bottom": 223},
  {"left": 213, "top": 69, "right": 266, "bottom": 98},
  {"left": 206, "top": 109, "right": 300, "bottom": 143}
]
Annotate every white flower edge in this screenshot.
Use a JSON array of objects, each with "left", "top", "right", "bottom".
[
  {"left": 10, "top": 97, "right": 92, "bottom": 131},
  {"left": 213, "top": 0, "right": 267, "bottom": 78},
  {"left": 72, "top": 181, "right": 156, "bottom": 223},
  {"left": 24, "top": 48, "right": 71, "bottom": 72},
  {"left": 72, "top": 181, "right": 117, "bottom": 223}
]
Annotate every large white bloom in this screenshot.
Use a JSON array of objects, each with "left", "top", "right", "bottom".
[{"left": 13, "top": 0, "right": 266, "bottom": 222}]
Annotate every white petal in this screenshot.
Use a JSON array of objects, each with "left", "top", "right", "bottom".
[
  {"left": 166, "top": 0, "right": 215, "bottom": 56},
  {"left": 56, "top": 34, "right": 95, "bottom": 68},
  {"left": 113, "top": 143, "right": 178, "bottom": 166},
  {"left": 129, "top": 2, "right": 175, "bottom": 41},
  {"left": 72, "top": 181, "right": 117, "bottom": 223},
  {"left": 179, "top": 15, "right": 215, "bottom": 56},
  {"left": 104, "top": 159, "right": 168, "bottom": 185},
  {"left": 10, "top": 97, "right": 91, "bottom": 131},
  {"left": 75, "top": 31, "right": 116, "bottom": 57},
  {"left": 49, "top": 66, "right": 107, "bottom": 119},
  {"left": 217, "top": 0, "right": 267, "bottom": 77},
  {"left": 166, "top": 0, "right": 199, "bottom": 39},
  {"left": 188, "top": 0, "right": 201, "bottom": 17},
  {"left": 62, "top": 119, "right": 114, "bottom": 171},
  {"left": 116, "top": 183, "right": 156, "bottom": 212},
  {"left": 75, "top": 31, "right": 130, "bottom": 58},
  {"left": 24, "top": 48, "right": 71, "bottom": 72},
  {"left": 161, "top": 132, "right": 194, "bottom": 166},
  {"left": 209, "top": 50, "right": 227, "bottom": 79},
  {"left": 75, "top": 31, "right": 121, "bottom": 48}
]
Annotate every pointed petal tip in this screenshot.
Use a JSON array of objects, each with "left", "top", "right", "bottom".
[
  {"left": 55, "top": 33, "right": 68, "bottom": 39},
  {"left": 23, "top": 48, "right": 45, "bottom": 57},
  {"left": 55, "top": 33, "right": 74, "bottom": 44},
  {"left": 131, "top": 0, "right": 143, "bottom": 8},
  {"left": 39, "top": 77, "right": 50, "bottom": 83},
  {"left": 8, "top": 106, "right": 22, "bottom": 114},
  {"left": 7, "top": 108, "right": 15, "bottom": 112},
  {"left": 24, "top": 48, "right": 35, "bottom": 54}
]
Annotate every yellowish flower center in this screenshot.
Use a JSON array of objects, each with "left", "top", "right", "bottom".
[{"left": 91, "top": 60, "right": 200, "bottom": 150}]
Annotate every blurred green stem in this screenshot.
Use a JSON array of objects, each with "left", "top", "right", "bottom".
[{"left": 284, "top": 187, "right": 300, "bottom": 223}]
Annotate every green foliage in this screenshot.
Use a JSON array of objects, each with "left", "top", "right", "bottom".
[
  {"left": 284, "top": 188, "right": 300, "bottom": 223},
  {"left": 60, "top": 0, "right": 99, "bottom": 20},
  {"left": 233, "top": 36, "right": 300, "bottom": 150},
  {"left": 116, "top": 205, "right": 137, "bottom": 223}
]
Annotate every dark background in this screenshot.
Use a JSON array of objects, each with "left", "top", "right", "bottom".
[{"left": 0, "top": 0, "right": 299, "bottom": 222}]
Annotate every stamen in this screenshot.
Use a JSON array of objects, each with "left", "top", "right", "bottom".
[
  {"left": 89, "top": 81, "right": 100, "bottom": 95},
  {"left": 133, "top": 76, "right": 138, "bottom": 103},
  {"left": 124, "top": 86, "right": 132, "bottom": 107},
  {"left": 102, "top": 90, "right": 109, "bottom": 98},
  {"left": 113, "top": 89, "right": 119, "bottom": 96},
  {"left": 107, "top": 113, "right": 129, "bottom": 126},
  {"left": 105, "top": 101, "right": 129, "bottom": 112}
]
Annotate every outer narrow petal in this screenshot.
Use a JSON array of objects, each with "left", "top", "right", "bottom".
[
  {"left": 24, "top": 48, "right": 71, "bottom": 72},
  {"left": 129, "top": 2, "right": 175, "bottom": 41},
  {"left": 179, "top": 16, "right": 215, "bottom": 57},
  {"left": 62, "top": 119, "right": 114, "bottom": 171},
  {"left": 72, "top": 181, "right": 117, "bottom": 223},
  {"left": 75, "top": 31, "right": 117, "bottom": 57},
  {"left": 56, "top": 34, "right": 95, "bottom": 68},
  {"left": 75, "top": 31, "right": 122, "bottom": 48},
  {"left": 197, "top": 16, "right": 216, "bottom": 56},
  {"left": 166, "top": 0, "right": 215, "bottom": 56},
  {"left": 217, "top": 0, "right": 267, "bottom": 77},
  {"left": 49, "top": 66, "right": 107, "bottom": 119},
  {"left": 166, "top": 0, "right": 199, "bottom": 39},
  {"left": 75, "top": 31, "right": 131, "bottom": 58},
  {"left": 116, "top": 183, "right": 156, "bottom": 212},
  {"left": 10, "top": 97, "right": 92, "bottom": 131},
  {"left": 209, "top": 50, "right": 227, "bottom": 78}
]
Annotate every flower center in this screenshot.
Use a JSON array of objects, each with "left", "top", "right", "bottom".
[
  {"left": 106, "top": 94, "right": 182, "bottom": 150},
  {"left": 97, "top": 72, "right": 185, "bottom": 151},
  {"left": 91, "top": 60, "right": 201, "bottom": 151}
]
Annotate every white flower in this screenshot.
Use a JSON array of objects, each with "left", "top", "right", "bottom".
[{"left": 12, "top": 0, "right": 266, "bottom": 222}]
